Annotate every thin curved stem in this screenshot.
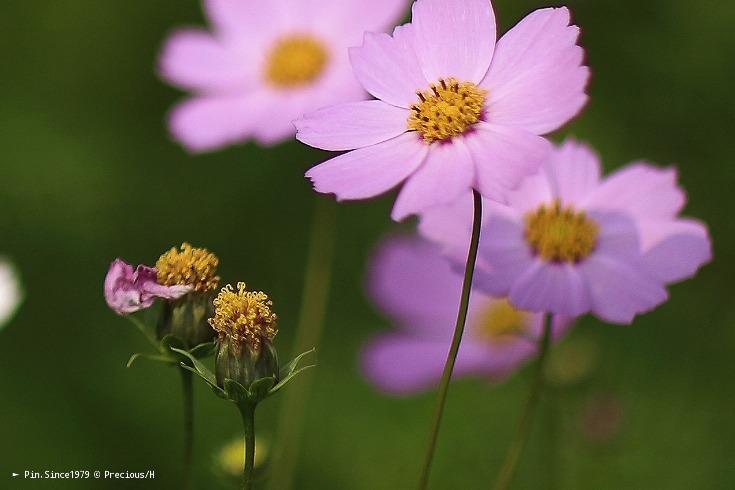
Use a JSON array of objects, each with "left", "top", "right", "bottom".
[
  {"left": 180, "top": 368, "right": 194, "bottom": 490},
  {"left": 417, "top": 190, "right": 483, "bottom": 490},
  {"left": 240, "top": 403, "right": 257, "bottom": 490},
  {"left": 269, "top": 198, "right": 336, "bottom": 490},
  {"left": 493, "top": 313, "right": 553, "bottom": 490}
]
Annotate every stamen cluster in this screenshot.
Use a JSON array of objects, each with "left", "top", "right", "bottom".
[
  {"left": 156, "top": 242, "right": 220, "bottom": 292},
  {"left": 266, "top": 35, "right": 329, "bottom": 88},
  {"left": 209, "top": 282, "right": 278, "bottom": 349},
  {"left": 475, "top": 300, "right": 528, "bottom": 344},
  {"left": 524, "top": 201, "right": 599, "bottom": 263},
  {"left": 408, "top": 78, "right": 486, "bottom": 143}
]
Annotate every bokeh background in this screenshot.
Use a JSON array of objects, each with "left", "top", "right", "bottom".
[{"left": 1, "top": 0, "right": 733, "bottom": 488}]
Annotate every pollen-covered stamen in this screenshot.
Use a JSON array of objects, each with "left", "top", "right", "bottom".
[
  {"left": 156, "top": 242, "right": 219, "bottom": 292},
  {"left": 408, "top": 77, "right": 486, "bottom": 143},
  {"left": 474, "top": 299, "right": 529, "bottom": 345},
  {"left": 265, "top": 35, "right": 329, "bottom": 88},
  {"left": 525, "top": 201, "right": 599, "bottom": 263},
  {"left": 208, "top": 282, "right": 278, "bottom": 349}
]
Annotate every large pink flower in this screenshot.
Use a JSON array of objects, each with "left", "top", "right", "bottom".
[
  {"left": 419, "top": 139, "right": 713, "bottom": 324},
  {"left": 159, "top": 0, "right": 407, "bottom": 151},
  {"left": 361, "top": 235, "right": 571, "bottom": 394},
  {"left": 297, "top": 0, "right": 589, "bottom": 220}
]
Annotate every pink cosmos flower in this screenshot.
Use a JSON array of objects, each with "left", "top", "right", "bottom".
[
  {"left": 297, "top": 0, "right": 589, "bottom": 220},
  {"left": 0, "top": 258, "right": 22, "bottom": 329},
  {"left": 419, "top": 139, "right": 712, "bottom": 324},
  {"left": 361, "top": 235, "right": 571, "bottom": 394},
  {"left": 159, "top": 0, "right": 407, "bottom": 151},
  {"left": 104, "top": 259, "right": 190, "bottom": 315}
]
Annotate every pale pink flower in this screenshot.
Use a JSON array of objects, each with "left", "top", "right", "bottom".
[
  {"left": 159, "top": 0, "right": 407, "bottom": 151},
  {"left": 361, "top": 235, "right": 571, "bottom": 394},
  {"left": 419, "top": 139, "right": 712, "bottom": 324},
  {"left": 0, "top": 258, "right": 22, "bottom": 329},
  {"left": 104, "top": 259, "right": 190, "bottom": 315},
  {"left": 297, "top": 0, "right": 589, "bottom": 220}
]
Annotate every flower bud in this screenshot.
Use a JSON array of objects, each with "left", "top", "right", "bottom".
[
  {"left": 215, "top": 335, "right": 279, "bottom": 389},
  {"left": 157, "top": 293, "right": 216, "bottom": 349}
]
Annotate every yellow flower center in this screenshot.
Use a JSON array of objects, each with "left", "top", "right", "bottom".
[
  {"left": 408, "top": 78, "right": 486, "bottom": 143},
  {"left": 474, "top": 299, "right": 529, "bottom": 344},
  {"left": 156, "top": 242, "right": 219, "bottom": 292},
  {"left": 524, "top": 201, "right": 599, "bottom": 263},
  {"left": 208, "top": 282, "right": 278, "bottom": 349},
  {"left": 265, "top": 35, "right": 329, "bottom": 88}
]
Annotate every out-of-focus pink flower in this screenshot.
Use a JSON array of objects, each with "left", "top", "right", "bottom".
[
  {"left": 104, "top": 259, "right": 190, "bottom": 315},
  {"left": 419, "top": 139, "right": 712, "bottom": 324},
  {"left": 297, "top": 0, "right": 589, "bottom": 220},
  {"left": 159, "top": 0, "right": 408, "bottom": 151},
  {"left": 360, "top": 235, "right": 571, "bottom": 394}
]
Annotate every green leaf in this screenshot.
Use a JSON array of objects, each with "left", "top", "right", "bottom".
[
  {"left": 179, "top": 364, "right": 225, "bottom": 396},
  {"left": 160, "top": 334, "right": 186, "bottom": 352},
  {"left": 171, "top": 347, "right": 217, "bottom": 386},
  {"left": 125, "top": 352, "right": 176, "bottom": 368},
  {"left": 189, "top": 341, "right": 216, "bottom": 359}
]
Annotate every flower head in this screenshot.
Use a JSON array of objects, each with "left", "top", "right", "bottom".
[
  {"left": 419, "top": 139, "right": 713, "bottom": 324},
  {"left": 156, "top": 242, "right": 220, "bottom": 292},
  {"left": 361, "top": 235, "right": 571, "bottom": 394},
  {"left": 159, "top": 0, "right": 408, "bottom": 151},
  {"left": 297, "top": 0, "right": 589, "bottom": 220},
  {"left": 104, "top": 259, "right": 191, "bottom": 315},
  {"left": 209, "top": 283, "right": 278, "bottom": 350},
  {"left": 0, "top": 258, "right": 22, "bottom": 329}
]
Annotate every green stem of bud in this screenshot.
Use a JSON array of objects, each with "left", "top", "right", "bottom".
[
  {"left": 238, "top": 402, "right": 257, "bottom": 490},
  {"left": 180, "top": 367, "right": 194, "bottom": 490}
]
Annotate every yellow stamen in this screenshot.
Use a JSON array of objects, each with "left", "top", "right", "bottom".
[
  {"left": 524, "top": 200, "right": 599, "bottom": 263},
  {"left": 408, "top": 77, "right": 486, "bottom": 143},
  {"left": 208, "top": 282, "right": 277, "bottom": 349},
  {"left": 474, "top": 299, "right": 529, "bottom": 344},
  {"left": 265, "top": 35, "right": 329, "bottom": 88},
  {"left": 156, "top": 242, "right": 219, "bottom": 292}
]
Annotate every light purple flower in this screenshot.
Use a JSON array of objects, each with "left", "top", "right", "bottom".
[
  {"left": 159, "top": 0, "right": 407, "bottom": 151},
  {"left": 104, "top": 259, "right": 191, "bottom": 315},
  {"left": 297, "top": 0, "right": 589, "bottom": 220},
  {"left": 419, "top": 139, "right": 713, "bottom": 324},
  {"left": 361, "top": 235, "right": 571, "bottom": 394}
]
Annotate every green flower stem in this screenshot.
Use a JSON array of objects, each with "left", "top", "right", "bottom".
[
  {"left": 418, "top": 190, "right": 483, "bottom": 490},
  {"left": 269, "top": 197, "right": 336, "bottom": 490},
  {"left": 126, "top": 315, "right": 159, "bottom": 350},
  {"left": 493, "top": 313, "right": 553, "bottom": 490},
  {"left": 239, "top": 402, "right": 257, "bottom": 490},
  {"left": 180, "top": 367, "right": 194, "bottom": 490}
]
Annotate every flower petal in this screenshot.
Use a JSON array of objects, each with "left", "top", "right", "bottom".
[
  {"left": 473, "top": 215, "right": 535, "bottom": 296},
  {"left": 546, "top": 139, "right": 602, "bottom": 206},
  {"left": 366, "top": 235, "right": 463, "bottom": 336},
  {"left": 0, "top": 259, "right": 22, "bottom": 328},
  {"left": 349, "top": 25, "right": 428, "bottom": 108},
  {"left": 295, "top": 100, "right": 409, "bottom": 151},
  {"left": 464, "top": 123, "right": 551, "bottom": 202},
  {"left": 158, "top": 29, "right": 251, "bottom": 92},
  {"left": 361, "top": 334, "right": 492, "bottom": 394},
  {"left": 579, "top": 212, "right": 668, "bottom": 324},
  {"left": 392, "top": 139, "right": 475, "bottom": 221},
  {"left": 331, "top": 0, "right": 411, "bottom": 46},
  {"left": 481, "top": 7, "right": 589, "bottom": 134},
  {"left": 168, "top": 94, "right": 269, "bottom": 152},
  {"left": 508, "top": 261, "right": 591, "bottom": 317},
  {"left": 411, "top": 0, "right": 496, "bottom": 83},
  {"left": 585, "top": 163, "right": 686, "bottom": 220},
  {"left": 642, "top": 219, "right": 712, "bottom": 283},
  {"left": 305, "top": 132, "right": 428, "bottom": 200},
  {"left": 204, "top": 1, "right": 285, "bottom": 42}
]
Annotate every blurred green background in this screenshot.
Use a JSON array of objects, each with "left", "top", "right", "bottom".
[{"left": 1, "top": 0, "right": 733, "bottom": 488}]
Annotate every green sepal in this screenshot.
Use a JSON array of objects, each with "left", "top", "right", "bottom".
[
  {"left": 250, "top": 377, "right": 276, "bottom": 402},
  {"left": 270, "top": 349, "right": 316, "bottom": 396},
  {"left": 223, "top": 379, "right": 251, "bottom": 405},
  {"left": 172, "top": 347, "right": 224, "bottom": 395},
  {"left": 126, "top": 352, "right": 177, "bottom": 368}
]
